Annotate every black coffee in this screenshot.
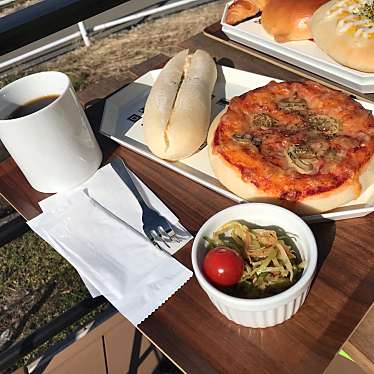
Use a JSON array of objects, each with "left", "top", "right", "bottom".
[{"left": 6, "top": 95, "right": 59, "bottom": 119}]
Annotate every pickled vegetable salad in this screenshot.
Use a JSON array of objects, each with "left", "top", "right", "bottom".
[{"left": 204, "top": 221, "right": 306, "bottom": 298}]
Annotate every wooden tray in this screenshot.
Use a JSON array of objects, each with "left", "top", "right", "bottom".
[{"left": 204, "top": 22, "right": 374, "bottom": 104}]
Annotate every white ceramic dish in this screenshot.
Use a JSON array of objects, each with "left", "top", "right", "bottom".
[
  {"left": 191, "top": 203, "right": 317, "bottom": 328},
  {"left": 99, "top": 65, "right": 374, "bottom": 221},
  {"left": 221, "top": 2, "right": 374, "bottom": 93}
]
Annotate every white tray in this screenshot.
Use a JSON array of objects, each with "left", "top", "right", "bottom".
[
  {"left": 221, "top": 2, "right": 374, "bottom": 94},
  {"left": 100, "top": 65, "right": 374, "bottom": 221}
]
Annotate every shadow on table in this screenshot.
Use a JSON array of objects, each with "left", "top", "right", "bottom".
[
  {"left": 308, "top": 220, "right": 336, "bottom": 279},
  {"left": 85, "top": 98, "right": 117, "bottom": 162},
  {"left": 216, "top": 57, "right": 235, "bottom": 69}
]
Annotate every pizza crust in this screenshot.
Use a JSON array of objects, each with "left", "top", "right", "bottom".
[{"left": 208, "top": 109, "right": 374, "bottom": 214}]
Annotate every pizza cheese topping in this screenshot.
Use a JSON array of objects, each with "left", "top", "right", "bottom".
[
  {"left": 213, "top": 81, "right": 374, "bottom": 202},
  {"left": 358, "top": 1, "right": 374, "bottom": 20},
  {"left": 327, "top": 0, "right": 374, "bottom": 39}
]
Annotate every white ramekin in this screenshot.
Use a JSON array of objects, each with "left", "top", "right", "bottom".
[{"left": 191, "top": 203, "right": 317, "bottom": 328}]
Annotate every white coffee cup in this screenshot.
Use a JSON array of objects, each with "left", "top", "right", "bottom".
[{"left": 0, "top": 71, "right": 102, "bottom": 193}]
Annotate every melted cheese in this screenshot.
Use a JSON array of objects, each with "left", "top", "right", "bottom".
[{"left": 327, "top": 0, "right": 374, "bottom": 38}]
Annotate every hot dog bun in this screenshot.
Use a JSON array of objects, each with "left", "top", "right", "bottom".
[{"left": 143, "top": 49, "right": 217, "bottom": 161}]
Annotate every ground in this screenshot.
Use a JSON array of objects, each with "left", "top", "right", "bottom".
[{"left": 0, "top": 0, "right": 226, "bottom": 370}]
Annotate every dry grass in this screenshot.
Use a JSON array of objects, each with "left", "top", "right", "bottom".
[{"left": 1, "top": 0, "right": 226, "bottom": 90}]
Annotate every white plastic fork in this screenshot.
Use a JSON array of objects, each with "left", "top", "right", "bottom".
[
  {"left": 110, "top": 158, "right": 180, "bottom": 249},
  {"left": 83, "top": 188, "right": 171, "bottom": 255}
]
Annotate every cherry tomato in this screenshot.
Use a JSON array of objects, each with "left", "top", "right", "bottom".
[{"left": 203, "top": 246, "right": 244, "bottom": 286}]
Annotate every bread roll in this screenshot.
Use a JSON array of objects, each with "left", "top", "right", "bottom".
[
  {"left": 253, "top": 0, "right": 269, "bottom": 9},
  {"left": 226, "top": 0, "right": 269, "bottom": 25},
  {"left": 143, "top": 49, "right": 217, "bottom": 161},
  {"left": 311, "top": 0, "right": 374, "bottom": 72},
  {"left": 261, "top": 0, "right": 328, "bottom": 42},
  {"left": 226, "top": 0, "right": 259, "bottom": 25}
]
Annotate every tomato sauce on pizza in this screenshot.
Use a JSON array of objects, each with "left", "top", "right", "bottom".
[{"left": 212, "top": 81, "right": 374, "bottom": 202}]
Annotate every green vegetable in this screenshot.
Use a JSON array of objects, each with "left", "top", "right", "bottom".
[{"left": 203, "top": 220, "right": 305, "bottom": 299}]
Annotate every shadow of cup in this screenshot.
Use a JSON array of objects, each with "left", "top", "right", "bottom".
[{"left": 0, "top": 140, "right": 9, "bottom": 162}]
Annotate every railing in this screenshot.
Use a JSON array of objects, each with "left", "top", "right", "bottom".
[
  {"left": 0, "top": 0, "right": 15, "bottom": 8},
  {"left": 92, "top": 0, "right": 202, "bottom": 32},
  {"left": 0, "top": 0, "right": 132, "bottom": 55},
  {"left": 0, "top": 0, "right": 211, "bottom": 73},
  {"left": 0, "top": 213, "right": 28, "bottom": 247},
  {"left": 0, "top": 297, "right": 108, "bottom": 371}
]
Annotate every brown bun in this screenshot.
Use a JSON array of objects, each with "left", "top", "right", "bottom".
[
  {"left": 261, "top": 0, "right": 328, "bottom": 42},
  {"left": 226, "top": 0, "right": 260, "bottom": 25},
  {"left": 311, "top": 0, "right": 374, "bottom": 72},
  {"left": 253, "top": 0, "right": 269, "bottom": 10}
]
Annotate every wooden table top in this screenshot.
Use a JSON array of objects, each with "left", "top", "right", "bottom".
[
  {"left": 341, "top": 303, "right": 374, "bottom": 373},
  {"left": 1, "top": 31, "right": 373, "bottom": 374}
]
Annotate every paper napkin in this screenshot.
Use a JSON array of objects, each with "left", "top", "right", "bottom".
[{"left": 28, "top": 164, "right": 193, "bottom": 325}]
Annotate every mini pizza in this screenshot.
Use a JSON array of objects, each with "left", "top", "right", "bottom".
[{"left": 207, "top": 81, "right": 374, "bottom": 213}]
